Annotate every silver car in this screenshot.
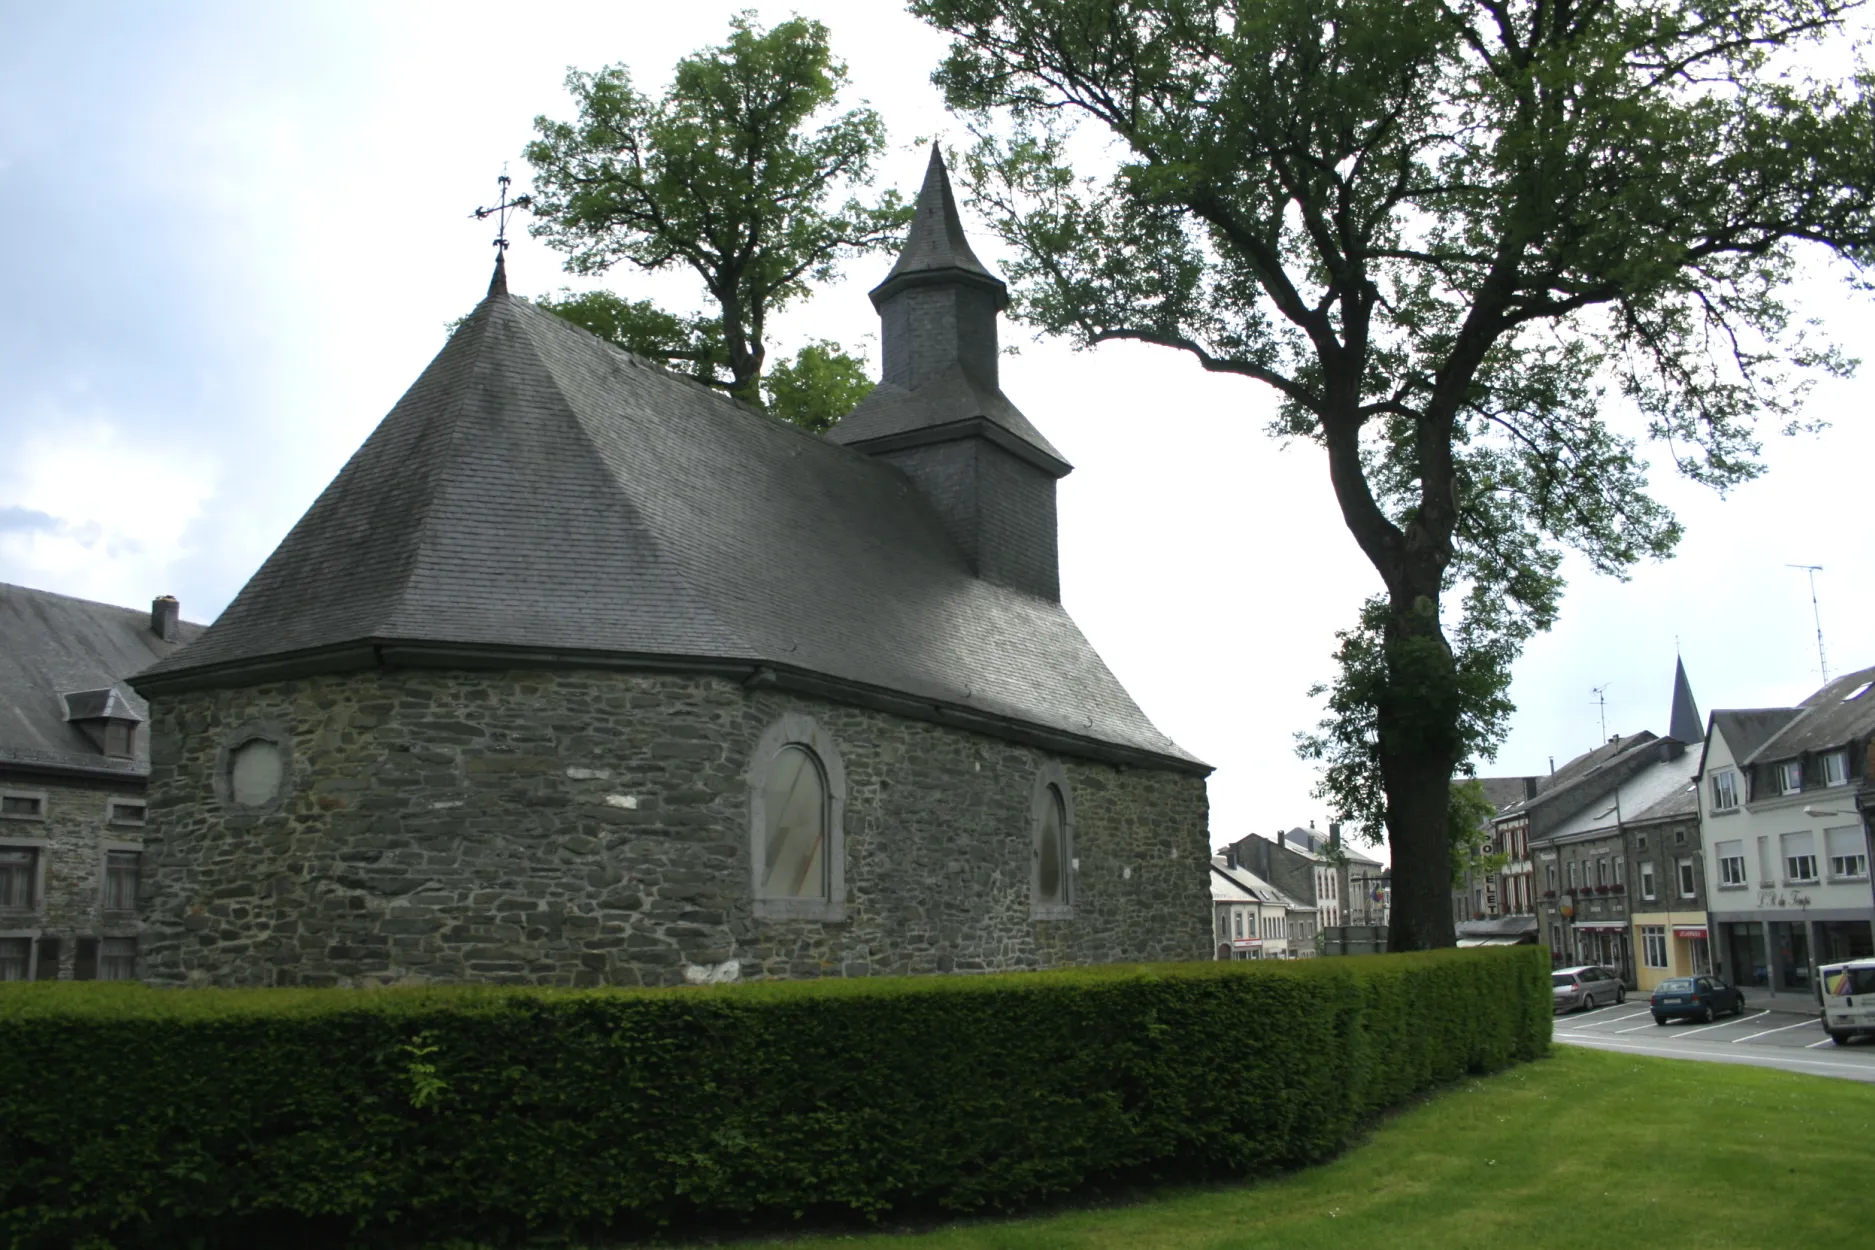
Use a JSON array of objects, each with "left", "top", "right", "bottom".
[{"left": 1552, "top": 964, "right": 1626, "bottom": 1013}]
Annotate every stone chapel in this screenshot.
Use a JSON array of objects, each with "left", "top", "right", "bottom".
[{"left": 132, "top": 149, "right": 1212, "bottom": 987}]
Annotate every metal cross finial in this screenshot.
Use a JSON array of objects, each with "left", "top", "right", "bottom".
[{"left": 470, "top": 167, "right": 534, "bottom": 252}]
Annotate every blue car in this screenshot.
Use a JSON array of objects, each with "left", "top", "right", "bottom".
[{"left": 1651, "top": 975, "right": 1746, "bottom": 1024}]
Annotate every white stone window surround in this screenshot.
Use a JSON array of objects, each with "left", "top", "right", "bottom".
[
  {"left": 0, "top": 789, "right": 48, "bottom": 821},
  {"left": 106, "top": 798, "right": 147, "bottom": 826},
  {"left": 0, "top": 837, "right": 49, "bottom": 913},
  {"left": 747, "top": 712, "right": 847, "bottom": 923},
  {"left": 212, "top": 721, "right": 295, "bottom": 814},
  {"left": 1029, "top": 761, "right": 1076, "bottom": 921}
]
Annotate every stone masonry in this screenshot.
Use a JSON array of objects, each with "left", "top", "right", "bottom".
[
  {"left": 0, "top": 775, "right": 146, "bottom": 978},
  {"left": 141, "top": 668, "right": 1212, "bottom": 987}
]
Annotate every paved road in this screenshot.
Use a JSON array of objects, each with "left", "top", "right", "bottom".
[{"left": 1552, "top": 999, "right": 1875, "bottom": 1083}]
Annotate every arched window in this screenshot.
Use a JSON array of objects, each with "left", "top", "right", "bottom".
[
  {"left": 1030, "top": 763, "right": 1075, "bottom": 920},
  {"left": 748, "top": 713, "right": 846, "bottom": 921},
  {"left": 760, "top": 745, "right": 828, "bottom": 900}
]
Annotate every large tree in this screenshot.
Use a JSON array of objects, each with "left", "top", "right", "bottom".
[
  {"left": 526, "top": 12, "right": 911, "bottom": 408},
  {"left": 912, "top": 0, "right": 1875, "bottom": 948}
]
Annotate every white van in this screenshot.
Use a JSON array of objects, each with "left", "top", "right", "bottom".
[{"left": 1819, "top": 957, "right": 1875, "bottom": 1045}]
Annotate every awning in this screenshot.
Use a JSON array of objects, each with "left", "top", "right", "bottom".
[
  {"left": 1573, "top": 920, "right": 1628, "bottom": 932},
  {"left": 1672, "top": 926, "right": 1708, "bottom": 939},
  {"left": 1458, "top": 936, "right": 1526, "bottom": 947}
]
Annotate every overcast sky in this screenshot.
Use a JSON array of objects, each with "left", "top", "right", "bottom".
[{"left": 3, "top": 2, "right": 1870, "bottom": 859}]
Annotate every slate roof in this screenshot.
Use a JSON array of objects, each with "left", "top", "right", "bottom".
[
  {"left": 134, "top": 275, "right": 1202, "bottom": 773},
  {"left": 1739, "top": 664, "right": 1875, "bottom": 766},
  {"left": 1543, "top": 750, "right": 1699, "bottom": 841},
  {"left": 1669, "top": 657, "right": 1703, "bottom": 746},
  {"left": 1477, "top": 774, "right": 1543, "bottom": 813},
  {"left": 1499, "top": 732, "right": 1659, "bottom": 819},
  {"left": 0, "top": 582, "right": 204, "bottom": 777},
  {"left": 1699, "top": 709, "right": 1802, "bottom": 777}
]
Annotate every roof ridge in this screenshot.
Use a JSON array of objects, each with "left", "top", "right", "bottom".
[
  {"left": 507, "top": 305, "right": 756, "bottom": 659},
  {"left": 370, "top": 292, "right": 511, "bottom": 642}
]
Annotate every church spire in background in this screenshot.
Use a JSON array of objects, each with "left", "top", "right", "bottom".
[{"left": 1669, "top": 656, "right": 1703, "bottom": 744}]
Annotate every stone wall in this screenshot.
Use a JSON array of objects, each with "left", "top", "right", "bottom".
[
  {"left": 0, "top": 773, "right": 145, "bottom": 977},
  {"left": 141, "top": 668, "right": 1211, "bottom": 987}
]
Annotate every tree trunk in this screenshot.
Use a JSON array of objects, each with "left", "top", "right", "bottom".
[{"left": 1378, "top": 580, "right": 1461, "bottom": 952}]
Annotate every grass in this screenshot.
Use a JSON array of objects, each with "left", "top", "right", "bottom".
[{"left": 716, "top": 1048, "right": 1872, "bottom": 1250}]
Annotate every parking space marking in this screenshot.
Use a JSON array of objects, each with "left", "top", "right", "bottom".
[
  {"left": 1593, "top": 1009, "right": 1654, "bottom": 1026},
  {"left": 1806, "top": 1037, "right": 1837, "bottom": 1049},
  {"left": 1617, "top": 1018, "right": 1663, "bottom": 1033},
  {"left": 1732, "top": 1018, "right": 1821, "bottom": 1045},
  {"left": 1558, "top": 1034, "right": 1875, "bottom": 1080},
  {"left": 1677, "top": 1010, "right": 1768, "bottom": 1038}
]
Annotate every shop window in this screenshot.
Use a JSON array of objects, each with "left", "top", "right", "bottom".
[{"left": 1641, "top": 926, "right": 1668, "bottom": 969}]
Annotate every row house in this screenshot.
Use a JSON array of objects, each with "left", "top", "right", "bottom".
[
  {"left": 1210, "top": 854, "right": 1318, "bottom": 959},
  {"left": 1697, "top": 666, "right": 1875, "bottom": 1005}
]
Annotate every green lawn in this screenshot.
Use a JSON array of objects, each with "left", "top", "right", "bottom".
[{"left": 724, "top": 1048, "right": 1872, "bottom": 1250}]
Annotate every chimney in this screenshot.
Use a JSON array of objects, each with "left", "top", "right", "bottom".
[
  {"left": 151, "top": 595, "right": 180, "bottom": 642},
  {"left": 825, "top": 147, "right": 1072, "bottom": 601}
]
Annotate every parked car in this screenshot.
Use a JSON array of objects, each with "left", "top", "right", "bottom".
[
  {"left": 1650, "top": 975, "right": 1746, "bottom": 1024},
  {"left": 1820, "top": 957, "right": 1875, "bottom": 1046},
  {"left": 1552, "top": 965, "right": 1625, "bottom": 1013}
]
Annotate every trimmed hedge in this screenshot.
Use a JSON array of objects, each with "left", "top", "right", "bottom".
[{"left": 0, "top": 948, "right": 1549, "bottom": 1248}]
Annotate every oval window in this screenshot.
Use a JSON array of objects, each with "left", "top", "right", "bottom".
[{"left": 229, "top": 739, "right": 284, "bottom": 808}]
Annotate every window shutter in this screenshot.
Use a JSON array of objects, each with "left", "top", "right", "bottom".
[
  {"left": 35, "top": 936, "right": 61, "bottom": 980},
  {"left": 73, "top": 937, "right": 100, "bottom": 981}
]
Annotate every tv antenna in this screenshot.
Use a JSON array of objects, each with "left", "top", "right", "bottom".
[
  {"left": 1786, "top": 564, "right": 1829, "bottom": 684},
  {"left": 1591, "top": 683, "right": 1611, "bottom": 742}
]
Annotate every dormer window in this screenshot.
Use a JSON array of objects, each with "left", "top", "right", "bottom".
[
  {"left": 62, "top": 687, "right": 143, "bottom": 760},
  {"left": 1820, "top": 750, "right": 1848, "bottom": 787},
  {"left": 1776, "top": 759, "right": 1803, "bottom": 794}
]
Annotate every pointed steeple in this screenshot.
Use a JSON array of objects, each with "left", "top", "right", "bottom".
[
  {"left": 828, "top": 146, "right": 1071, "bottom": 601},
  {"left": 1669, "top": 657, "right": 1703, "bottom": 744},
  {"left": 487, "top": 249, "right": 509, "bottom": 299},
  {"left": 871, "top": 146, "right": 1004, "bottom": 305}
]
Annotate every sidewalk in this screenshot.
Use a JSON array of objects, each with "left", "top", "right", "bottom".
[{"left": 1738, "top": 986, "right": 1822, "bottom": 1017}]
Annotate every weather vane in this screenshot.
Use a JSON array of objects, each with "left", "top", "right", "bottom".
[{"left": 470, "top": 166, "right": 534, "bottom": 253}]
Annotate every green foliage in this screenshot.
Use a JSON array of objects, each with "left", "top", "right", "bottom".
[
  {"left": 532, "top": 290, "right": 872, "bottom": 430},
  {"left": 0, "top": 950, "right": 1549, "bottom": 1248},
  {"left": 912, "top": 0, "right": 1875, "bottom": 944},
  {"left": 524, "top": 12, "right": 912, "bottom": 405},
  {"left": 763, "top": 339, "right": 876, "bottom": 433},
  {"left": 532, "top": 289, "right": 727, "bottom": 386}
]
